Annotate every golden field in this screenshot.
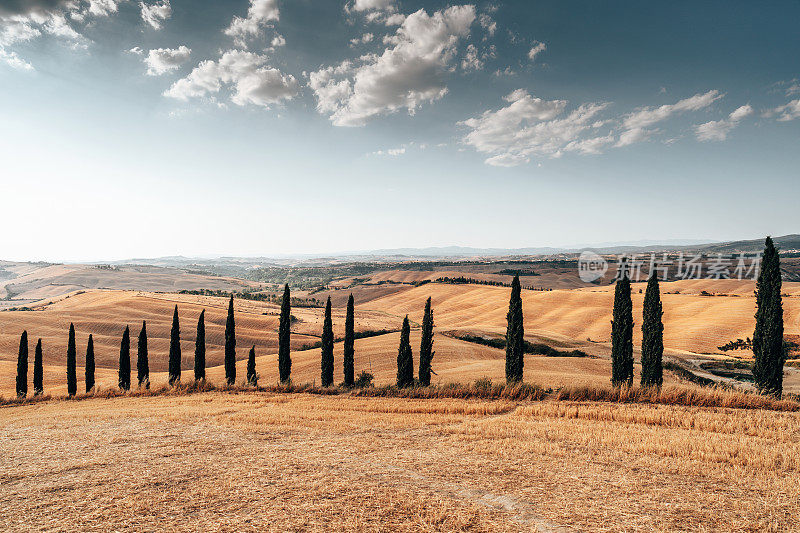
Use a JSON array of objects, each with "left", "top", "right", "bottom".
[
  {"left": 1, "top": 278, "right": 800, "bottom": 395},
  {"left": 1, "top": 276, "right": 800, "bottom": 531},
  {"left": 0, "top": 391, "right": 798, "bottom": 531}
]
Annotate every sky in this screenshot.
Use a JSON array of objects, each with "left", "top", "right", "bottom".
[{"left": 1, "top": 0, "right": 799, "bottom": 261}]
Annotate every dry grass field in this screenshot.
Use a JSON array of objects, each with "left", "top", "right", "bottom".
[
  {"left": 1, "top": 273, "right": 800, "bottom": 531},
  {"left": 0, "top": 391, "right": 798, "bottom": 531}
]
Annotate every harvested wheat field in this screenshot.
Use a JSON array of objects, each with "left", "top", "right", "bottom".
[
  {"left": 3, "top": 281, "right": 800, "bottom": 395},
  {"left": 0, "top": 391, "right": 798, "bottom": 531}
]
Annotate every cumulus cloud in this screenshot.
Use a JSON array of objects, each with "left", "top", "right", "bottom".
[
  {"left": 694, "top": 104, "right": 753, "bottom": 141},
  {"left": 616, "top": 90, "right": 723, "bottom": 146},
  {"left": 351, "top": 0, "right": 397, "bottom": 13},
  {"left": 460, "top": 89, "right": 610, "bottom": 166},
  {"left": 164, "top": 49, "right": 298, "bottom": 108},
  {"left": 0, "top": 0, "right": 118, "bottom": 49},
  {"left": 270, "top": 33, "right": 285, "bottom": 48},
  {"left": 224, "top": 0, "right": 279, "bottom": 47},
  {"left": 144, "top": 45, "right": 191, "bottom": 75},
  {"left": 527, "top": 41, "right": 545, "bottom": 62},
  {"left": 140, "top": 0, "right": 171, "bottom": 30},
  {"left": 309, "top": 5, "right": 476, "bottom": 126},
  {"left": 774, "top": 99, "right": 800, "bottom": 121}
]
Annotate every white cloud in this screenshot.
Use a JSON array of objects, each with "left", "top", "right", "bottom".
[
  {"left": 0, "top": 0, "right": 119, "bottom": 51},
  {"left": 165, "top": 49, "right": 298, "bottom": 108},
  {"left": 621, "top": 90, "right": 722, "bottom": 130},
  {"left": 140, "top": 0, "right": 171, "bottom": 30},
  {"left": 460, "top": 89, "right": 610, "bottom": 166},
  {"left": 0, "top": 47, "right": 34, "bottom": 70},
  {"left": 615, "top": 127, "right": 651, "bottom": 147},
  {"left": 616, "top": 90, "right": 723, "bottom": 146},
  {"left": 86, "top": 0, "right": 118, "bottom": 17},
  {"left": 384, "top": 13, "right": 405, "bottom": 25},
  {"left": 224, "top": 0, "right": 279, "bottom": 47},
  {"left": 270, "top": 33, "right": 285, "bottom": 47},
  {"left": 774, "top": 99, "right": 800, "bottom": 122},
  {"left": 694, "top": 104, "right": 753, "bottom": 141},
  {"left": 309, "top": 5, "right": 476, "bottom": 126},
  {"left": 461, "top": 43, "right": 482, "bottom": 71},
  {"left": 128, "top": 45, "right": 143, "bottom": 54},
  {"left": 349, "top": 32, "right": 374, "bottom": 46},
  {"left": 527, "top": 41, "right": 546, "bottom": 62},
  {"left": 351, "top": 0, "right": 397, "bottom": 12},
  {"left": 144, "top": 45, "right": 191, "bottom": 76}
]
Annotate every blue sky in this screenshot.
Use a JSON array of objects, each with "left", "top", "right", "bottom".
[{"left": 1, "top": 0, "right": 799, "bottom": 261}]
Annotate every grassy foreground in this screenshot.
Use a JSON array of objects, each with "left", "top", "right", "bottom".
[
  {"left": 3, "top": 378, "right": 798, "bottom": 412},
  {"left": 0, "top": 388, "right": 798, "bottom": 531}
]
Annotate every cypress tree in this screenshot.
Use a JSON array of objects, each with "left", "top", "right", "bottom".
[
  {"left": 278, "top": 284, "right": 292, "bottom": 383},
  {"left": 753, "top": 236, "right": 785, "bottom": 397},
  {"left": 66, "top": 323, "right": 77, "bottom": 397},
  {"left": 611, "top": 265, "right": 634, "bottom": 387},
  {"left": 640, "top": 274, "right": 664, "bottom": 387},
  {"left": 169, "top": 305, "right": 181, "bottom": 386},
  {"left": 321, "top": 297, "right": 334, "bottom": 387},
  {"left": 16, "top": 330, "right": 28, "bottom": 398},
  {"left": 225, "top": 296, "right": 236, "bottom": 385},
  {"left": 119, "top": 326, "right": 131, "bottom": 391},
  {"left": 85, "top": 334, "right": 95, "bottom": 393},
  {"left": 505, "top": 275, "right": 525, "bottom": 382},
  {"left": 33, "top": 339, "right": 43, "bottom": 396},
  {"left": 418, "top": 297, "right": 435, "bottom": 386},
  {"left": 396, "top": 315, "right": 414, "bottom": 387},
  {"left": 137, "top": 321, "right": 149, "bottom": 389},
  {"left": 247, "top": 345, "right": 258, "bottom": 386},
  {"left": 195, "top": 310, "right": 206, "bottom": 381},
  {"left": 343, "top": 293, "right": 355, "bottom": 387}
]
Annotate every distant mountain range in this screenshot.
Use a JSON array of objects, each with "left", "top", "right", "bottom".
[
  {"left": 354, "top": 235, "right": 800, "bottom": 258},
  {"left": 89, "top": 234, "right": 800, "bottom": 268}
]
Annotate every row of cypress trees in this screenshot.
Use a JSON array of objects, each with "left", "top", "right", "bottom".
[
  {"left": 14, "top": 285, "right": 296, "bottom": 398},
  {"left": 606, "top": 236, "right": 786, "bottom": 397},
  {"left": 609, "top": 265, "right": 663, "bottom": 388},
  {"left": 395, "top": 297, "right": 436, "bottom": 387},
  {"left": 12, "top": 238, "right": 788, "bottom": 398}
]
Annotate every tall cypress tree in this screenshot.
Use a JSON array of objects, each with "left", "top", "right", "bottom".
[
  {"left": 321, "top": 297, "right": 334, "bottom": 387},
  {"left": 119, "top": 326, "right": 131, "bottom": 391},
  {"left": 278, "top": 284, "right": 292, "bottom": 383},
  {"left": 33, "top": 339, "right": 43, "bottom": 396},
  {"left": 85, "top": 334, "right": 95, "bottom": 393},
  {"left": 247, "top": 345, "right": 258, "bottom": 386},
  {"left": 169, "top": 305, "right": 181, "bottom": 386},
  {"left": 343, "top": 293, "right": 355, "bottom": 387},
  {"left": 195, "top": 309, "right": 206, "bottom": 381},
  {"left": 753, "top": 236, "right": 785, "bottom": 397},
  {"left": 396, "top": 315, "right": 414, "bottom": 387},
  {"left": 16, "top": 330, "right": 28, "bottom": 398},
  {"left": 640, "top": 274, "right": 664, "bottom": 387},
  {"left": 611, "top": 265, "right": 634, "bottom": 387},
  {"left": 505, "top": 275, "right": 525, "bottom": 382},
  {"left": 225, "top": 296, "right": 236, "bottom": 385},
  {"left": 418, "top": 297, "right": 435, "bottom": 386},
  {"left": 66, "top": 323, "right": 77, "bottom": 397},
  {"left": 137, "top": 321, "right": 149, "bottom": 389}
]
